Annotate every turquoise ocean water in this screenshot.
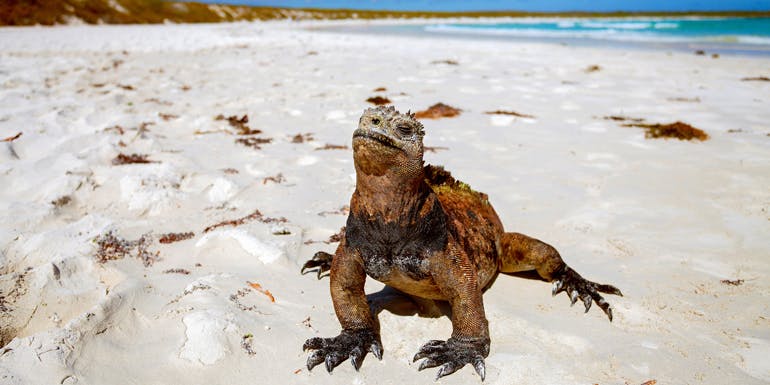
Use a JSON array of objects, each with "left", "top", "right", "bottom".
[
  {"left": 334, "top": 17, "right": 770, "bottom": 55},
  {"left": 423, "top": 17, "right": 770, "bottom": 54}
]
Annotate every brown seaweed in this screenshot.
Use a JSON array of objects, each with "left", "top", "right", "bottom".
[
  {"left": 112, "top": 153, "right": 156, "bottom": 165},
  {"left": 584, "top": 64, "right": 601, "bottom": 73},
  {"left": 366, "top": 96, "right": 391, "bottom": 105},
  {"left": 158, "top": 232, "right": 195, "bottom": 244},
  {"left": 236, "top": 137, "right": 272, "bottom": 149},
  {"left": 291, "top": 133, "right": 315, "bottom": 143},
  {"left": 431, "top": 59, "right": 459, "bottom": 65},
  {"left": 414, "top": 103, "right": 461, "bottom": 119},
  {"left": 485, "top": 110, "right": 535, "bottom": 118},
  {"left": 216, "top": 114, "right": 262, "bottom": 135},
  {"left": 94, "top": 231, "right": 157, "bottom": 266},
  {"left": 623, "top": 121, "right": 709, "bottom": 141},
  {"left": 262, "top": 173, "right": 285, "bottom": 185},
  {"left": 741, "top": 76, "right": 770, "bottom": 82},
  {"left": 203, "top": 209, "right": 287, "bottom": 233},
  {"left": 602, "top": 115, "right": 644, "bottom": 122},
  {"left": 158, "top": 112, "right": 178, "bottom": 121}
]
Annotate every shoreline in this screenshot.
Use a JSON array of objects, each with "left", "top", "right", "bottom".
[
  {"left": 316, "top": 19, "right": 770, "bottom": 57},
  {"left": 5, "top": 15, "right": 768, "bottom": 58}
]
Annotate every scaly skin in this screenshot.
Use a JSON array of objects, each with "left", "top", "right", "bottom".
[{"left": 302, "top": 106, "right": 622, "bottom": 381}]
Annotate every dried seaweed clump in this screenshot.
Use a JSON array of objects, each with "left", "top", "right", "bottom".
[
  {"left": 163, "top": 268, "right": 191, "bottom": 275},
  {"left": 204, "top": 209, "right": 287, "bottom": 233},
  {"left": 112, "top": 153, "right": 155, "bottom": 165},
  {"left": 95, "top": 231, "right": 134, "bottom": 263},
  {"left": 51, "top": 195, "right": 72, "bottom": 207},
  {"left": 291, "top": 133, "right": 315, "bottom": 143},
  {"left": 485, "top": 110, "right": 535, "bottom": 118},
  {"left": 215, "top": 114, "right": 262, "bottom": 135},
  {"left": 584, "top": 65, "right": 601, "bottom": 73},
  {"left": 366, "top": 96, "right": 391, "bottom": 105},
  {"left": 158, "top": 232, "right": 195, "bottom": 244},
  {"left": 741, "top": 76, "right": 770, "bottom": 82},
  {"left": 415, "top": 103, "right": 462, "bottom": 119},
  {"left": 94, "top": 231, "right": 158, "bottom": 266},
  {"left": 158, "top": 112, "right": 178, "bottom": 121},
  {"left": 262, "top": 173, "right": 285, "bottom": 185},
  {"left": 602, "top": 115, "right": 643, "bottom": 123},
  {"left": 236, "top": 137, "right": 273, "bottom": 149},
  {"left": 624, "top": 121, "right": 709, "bottom": 141}
]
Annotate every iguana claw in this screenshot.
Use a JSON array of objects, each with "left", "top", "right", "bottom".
[
  {"left": 552, "top": 265, "right": 623, "bottom": 321},
  {"left": 413, "top": 337, "right": 489, "bottom": 381},
  {"left": 301, "top": 251, "right": 334, "bottom": 279},
  {"left": 304, "top": 329, "right": 382, "bottom": 373}
]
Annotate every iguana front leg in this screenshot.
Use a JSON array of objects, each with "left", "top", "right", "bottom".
[
  {"left": 413, "top": 251, "right": 489, "bottom": 381},
  {"left": 304, "top": 245, "right": 383, "bottom": 372}
]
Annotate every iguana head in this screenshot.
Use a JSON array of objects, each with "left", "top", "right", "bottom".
[{"left": 352, "top": 106, "right": 425, "bottom": 178}]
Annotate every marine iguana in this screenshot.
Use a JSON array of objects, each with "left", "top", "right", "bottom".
[{"left": 301, "top": 105, "right": 622, "bottom": 381}]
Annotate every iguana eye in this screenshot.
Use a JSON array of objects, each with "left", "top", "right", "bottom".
[
  {"left": 397, "top": 125, "right": 412, "bottom": 136},
  {"left": 371, "top": 117, "right": 381, "bottom": 125}
]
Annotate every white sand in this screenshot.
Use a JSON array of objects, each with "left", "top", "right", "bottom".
[{"left": 1, "top": 20, "right": 769, "bottom": 385}]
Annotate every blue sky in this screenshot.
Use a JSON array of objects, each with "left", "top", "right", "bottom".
[{"left": 201, "top": 0, "right": 770, "bottom": 12}]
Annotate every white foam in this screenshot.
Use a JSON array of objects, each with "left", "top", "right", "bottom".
[{"left": 423, "top": 22, "right": 769, "bottom": 46}]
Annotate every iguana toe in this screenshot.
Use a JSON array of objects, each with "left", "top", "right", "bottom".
[
  {"left": 552, "top": 265, "right": 623, "bottom": 321},
  {"left": 413, "top": 337, "right": 489, "bottom": 381},
  {"left": 303, "top": 329, "right": 382, "bottom": 373}
]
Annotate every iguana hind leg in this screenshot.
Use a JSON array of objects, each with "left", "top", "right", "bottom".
[{"left": 499, "top": 232, "right": 623, "bottom": 321}]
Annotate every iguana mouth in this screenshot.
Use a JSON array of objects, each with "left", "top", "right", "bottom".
[{"left": 353, "top": 129, "right": 403, "bottom": 150}]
